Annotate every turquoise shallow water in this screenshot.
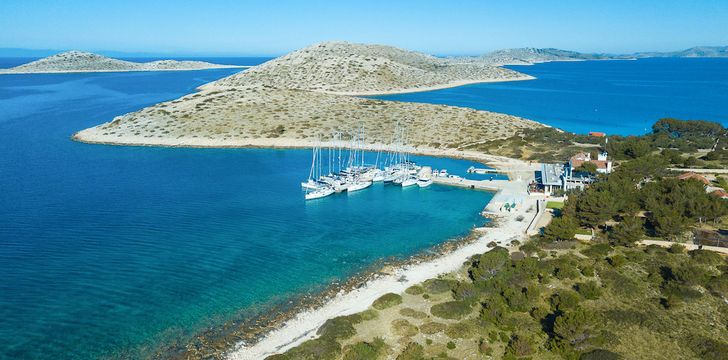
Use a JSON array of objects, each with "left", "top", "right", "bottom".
[
  {"left": 374, "top": 58, "right": 728, "bottom": 135},
  {"left": 0, "top": 60, "right": 495, "bottom": 359}
]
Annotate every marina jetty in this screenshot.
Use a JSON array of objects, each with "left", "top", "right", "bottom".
[{"left": 0, "top": 50, "right": 245, "bottom": 74}]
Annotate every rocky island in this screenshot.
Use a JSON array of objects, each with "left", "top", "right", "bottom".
[
  {"left": 449, "top": 45, "right": 728, "bottom": 66},
  {"left": 73, "top": 41, "right": 541, "bottom": 151},
  {"left": 0, "top": 50, "right": 245, "bottom": 74}
]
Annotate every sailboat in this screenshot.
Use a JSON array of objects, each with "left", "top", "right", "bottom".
[{"left": 303, "top": 141, "right": 334, "bottom": 200}]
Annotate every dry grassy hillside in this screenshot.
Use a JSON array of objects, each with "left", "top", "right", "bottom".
[
  {"left": 75, "top": 41, "right": 542, "bottom": 148},
  {"left": 203, "top": 41, "right": 529, "bottom": 94}
]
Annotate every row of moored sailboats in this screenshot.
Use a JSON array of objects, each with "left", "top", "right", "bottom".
[{"left": 302, "top": 132, "right": 434, "bottom": 200}]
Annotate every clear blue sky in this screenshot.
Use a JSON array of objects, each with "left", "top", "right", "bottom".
[{"left": 1, "top": 0, "right": 726, "bottom": 56}]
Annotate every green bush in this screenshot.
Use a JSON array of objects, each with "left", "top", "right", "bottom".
[
  {"left": 607, "top": 254, "right": 626, "bottom": 267},
  {"left": 661, "top": 282, "right": 702, "bottom": 308},
  {"left": 399, "top": 307, "right": 428, "bottom": 319},
  {"left": 420, "top": 321, "right": 446, "bottom": 334},
  {"left": 359, "top": 309, "right": 379, "bottom": 321},
  {"left": 396, "top": 342, "right": 424, "bottom": 360},
  {"left": 579, "top": 349, "right": 620, "bottom": 360},
  {"left": 317, "top": 316, "right": 357, "bottom": 340},
  {"left": 668, "top": 243, "right": 686, "bottom": 254},
  {"left": 575, "top": 281, "right": 602, "bottom": 300},
  {"left": 277, "top": 337, "right": 341, "bottom": 360},
  {"left": 446, "top": 341, "right": 456, "bottom": 349},
  {"left": 405, "top": 285, "right": 424, "bottom": 295},
  {"left": 673, "top": 264, "right": 709, "bottom": 286},
  {"left": 480, "top": 298, "right": 508, "bottom": 325},
  {"left": 689, "top": 249, "right": 724, "bottom": 266},
  {"left": 391, "top": 319, "right": 419, "bottom": 337},
  {"left": 686, "top": 335, "right": 728, "bottom": 360},
  {"left": 372, "top": 293, "right": 402, "bottom": 310},
  {"left": 554, "top": 308, "right": 597, "bottom": 348},
  {"left": 581, "top": 243, "right": 611, "bottom": 259},
  {"left": 550, "top": 290, "right": 582, "bottom": 311},
  {"left": 453, "top": 281, "right": 479, "bottom": 303},
  {"left": 706, "top": 275, "right": 728, "bottom": 298},
  {"left": 520, "top": 242, "right": 539, "bottom": 256},
  {"left": 581, "top": 264, "right": 595, "bottom": 277},
  {"left": 423, "top": 278, "right": 457, "bottom": 294},
  {"left": 342, "top": 338, "right": 386, "bottom": 360},
  {"left": 555, "top": 262, "right": 581, "bottom": 280},
  {"left": 503, "top": 287, "right": 530, "bottom": 312},
  {"left": 431, "top": 300, "right": 473, "bottom": 320},
  {"left": 470, "top": 247, "right": 510, "bottom": 281},
  {"left": 505, "top": 335, "right": 533, "bottom": 357},
  {"left": 445, "top": 322, "right": 473, "bottom": 339}
]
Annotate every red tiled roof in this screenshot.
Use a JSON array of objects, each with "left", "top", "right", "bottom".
[
  {"left": 677, "top": 172, "right": 710, "bottom": 185},
  {"left": 589, "top": 132, "right": 606, "bottom": 137},
  {"left": 711, "top": 189, "right": 728, "bottom": 199},
  {"left": 570, "top": 152, "right": 608, "bottom": 170}
]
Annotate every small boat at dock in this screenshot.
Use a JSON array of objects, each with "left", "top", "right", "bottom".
[{"left": 305, "top": 186, "right": 335, "bottom": 200}]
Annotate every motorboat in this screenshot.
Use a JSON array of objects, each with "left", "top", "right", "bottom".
[{"left": 417, "top": 178, "right": 433, "bottom": 187}]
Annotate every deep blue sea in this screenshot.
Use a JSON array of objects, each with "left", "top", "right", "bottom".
[
  {"left": 375, "top": 58, "right": 728, "bottom": 135},
  {"left": 0, "top": 58, "right": 496, "bottom": 359}
]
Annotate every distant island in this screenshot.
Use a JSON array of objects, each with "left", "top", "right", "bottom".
[
  {"left": 450, "top": 45, "right": 728, "bottom": 66},
  {"left": 73, "top": 41, "right": 541, "bottom": 151},
  {"left": 0, "top": 50, "right": 246, "bottom": 74}
]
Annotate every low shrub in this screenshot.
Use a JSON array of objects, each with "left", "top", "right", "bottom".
[
  {"left": 446, "top": 341, "right": 456, "bottom": 350},
  {"left": 372, "top": 293, "right": 402, "bottom": 310},
  {"left": 575, "top": 281, "right": 602, "bottom": 300},
  {"left": 405, "top": 285, "right": 424, "bottom": 295},
  {"left": 391, "top": 319, "right": 419, "bottom": 337},
  {"left": 445, "top": 322, "right": 473, "bottom": 339},
  {"left": 689, "top": 249, "right": 724, "bottom": 266},
  {"left": 342, "top": 338, "right": 386, "bottom": 360},
  {"left": 396, "top": 342, "right": 424, "bottom": 360},
  {"left": 420, "top": 321, "right": 446, "bottom": 334},
  {"left": 550, "top": 290, "right": 582, "bottom": 311},
  {"left": 579, "top": 349, "right": 620, "bottom": 360},
  {"left": 423, "top": 278, "right": 457, "bottom": 294},
  {"left": 668, "top": 243, "right": 686, "bottom": 254},
  {"left": 317, "top": 316, "right": 356, "bottom": 340},
  {"left": 399, "top": 307, "right": 428, "bottom": 319},
  {"left": 505, "top": 335, "right": 533, "bottom": 357},
  {"left": 581, "top": 264, "right": 596, "bottom": 277},
  {"left": 276, "top": 337, "right": 341, "bottom": 360},
  {"left": 607, "top": 254, "right": 626, "bottom": 267},
  {"left": 431, "top": 300, "right": 473, "bottom": 320},
  {"left": 581, "top": 243, "right": 611, "bottom": 259}
]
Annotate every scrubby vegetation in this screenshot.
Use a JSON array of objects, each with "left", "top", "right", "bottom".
[
  {"left": 271, "top": 240, "right": 727, "bottom": 359},
  {"left": 470, "top": 118, "right": 728, "bottom": 168}
]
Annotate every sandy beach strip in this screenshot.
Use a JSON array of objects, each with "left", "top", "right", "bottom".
[{"left": 320, "top": 75, "right": 536, "bottom": 96}]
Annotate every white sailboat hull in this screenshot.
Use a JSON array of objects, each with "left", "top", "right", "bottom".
[
  {"left": 347, "top": 181, "right": 372, "bottom": 192},
  {"left": 305, "top": 187, "right": 335, "bottom": 200},
  {"left": 401, "top": 178, "right": 418, "bottom": 187}
]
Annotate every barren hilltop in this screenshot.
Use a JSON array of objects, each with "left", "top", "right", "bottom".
[
  {"left": 0, "top": 50, "right": 244, "bottom": 74},
  {"left": 203, "top": 41, "right": 531, "bottom": 95},
  {"left": 74, "top": 41, "right": 541, "bottom": 151}
]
